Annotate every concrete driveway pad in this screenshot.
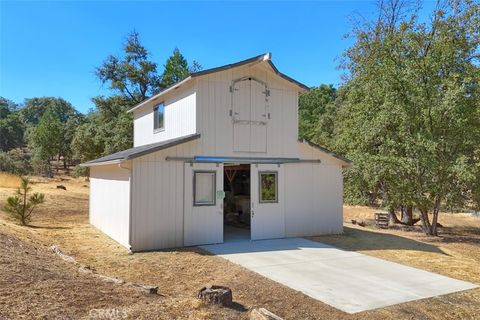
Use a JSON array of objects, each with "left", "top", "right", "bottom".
[{"left": 201, "top": 238, "right": 477, "bottom": 313}]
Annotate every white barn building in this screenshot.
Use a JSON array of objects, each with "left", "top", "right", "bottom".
[{"left": 81, "top": 53, "right": 352, "bottom": 251}]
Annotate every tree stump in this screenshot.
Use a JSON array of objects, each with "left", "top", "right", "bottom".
[
  {"left": 198, "top": 285, "right": 232, "bottom": 306},
  {"left": 250, "top": 308, "right": 283, "bottom": 320}
]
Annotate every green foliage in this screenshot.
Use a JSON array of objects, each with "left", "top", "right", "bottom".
[
  {"left": 63, "top": 114, "right": 84, "bottom": 162},
  {"left": 0, "top": 113, "right": 24, "bottom": 151},
  {"left": 29, "top": 109, "right": 63, "bottom": 161},
  {"left": 0, "top": 97, "right": 19, "bottom": 116},
  {"left": 4, "top": 177, "right": 45, "bottom": 226},
  {"left": 23, "top": 98, "right": 83, "bottom": 172},
  {"left": 71, "top": 95, "right": 133, "bottom": 163},
  {"left": 31, "top": 153, "right": 52, "bottom": 176},
  {"left": 260, "top": 174, "right": 277, "bottom": 201},
  {"left": 71, "top": 165, "right": 89, "bottom": 178},
  {"left": 73, "top": 33, "right": 201, "bottom": 163},
  {"left": 160, "top": 48, "right": 201, "bottom": 88},
  {"left": 0, "top": 98, "right": 24, "bottom": 151},
  {"left": 20, "top": 97, "right": 79, "bottom": 126},
  {"left": 0, "top": 150, "right": 32, "bottom": 175},
  {"left": 96, "top": 31, "right": 161, "bottom": 104},
  {"left": 72, "top": 31, "right": 162, "bottom": 163},
  {"left": 336, "top": 0, "right": 480, "bottom": 235},
  {"left": 0, "top": 99, "right": 11, "bottom": 118},
  {"left": 299, "top": 85, "right": 337, "bottom": 148}
]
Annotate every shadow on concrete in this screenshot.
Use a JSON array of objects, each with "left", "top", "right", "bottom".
[
  {"left": 151, "top": 226, "right": 448, "bottom": 258},
  {"left": 189, "top": 226, "right": 447, "bottom": 256}
]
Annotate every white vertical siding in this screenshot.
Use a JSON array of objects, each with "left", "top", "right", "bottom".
[
  {"left": 89, "top": 164, "right": 131, "bottom": 248},
  {"left": 284, "top": 162, "right": 343, "bottom": 237},
  {"left": 129, "top": 144, "right": 345, "bottom": 250},
  {"left": 130, "top": 140, "right": 201, "bottom": 251},
  {"left": 194, "top": 64, "right": 300, "bottom": 158},
  {"left": 133, "top": 86, "right": 196, "bottom": 147}
]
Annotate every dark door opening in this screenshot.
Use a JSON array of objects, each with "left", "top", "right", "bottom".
[{"left": 223, "top": 164, "right": 251, "bottom": 242}]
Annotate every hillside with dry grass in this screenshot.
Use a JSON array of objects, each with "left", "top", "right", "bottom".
[{"left": 0, "top": 173, "right": 479, "bottom": 319}]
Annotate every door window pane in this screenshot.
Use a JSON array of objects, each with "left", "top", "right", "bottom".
[
  {"left": 259, "top": 172, "right": 278, "bottom": 203},
  {"left": 194, "top": 171, "right": 216, "bottom": 206}
]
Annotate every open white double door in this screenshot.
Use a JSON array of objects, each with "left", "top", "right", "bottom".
[{"left": 184, "top": 163, "right": 285, "bottom": 246}]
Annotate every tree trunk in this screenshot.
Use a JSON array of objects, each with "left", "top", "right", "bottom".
[
  {"left": 431, "top": 197, "right": 441, "bottom": 236},
  {"left": 431, "top": 212, "right": 439, "bottom": 236},
  {"left": 369, "top": 186, "right": 379, "bottom": 206},
  {"left": 401, "top": 205, "right": 413, "bottom": 225},
  {"left": 419, "top": 208, "right": 433, "bottom": 235},
  {"left": 388, "top": 207, "right": 401, "bottom": 225},
  {"left": 63, "top": 156, "right": 67, "bottom": 170}
]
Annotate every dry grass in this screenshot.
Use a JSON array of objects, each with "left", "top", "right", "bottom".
[
  {"left": 0, "top": 178, "right": 479, "bottom": 319},
  {"left": 0, "top": 172, "right": 22, "bottom": 188},
  {"left": 338, "top": 206, "right": 480, "bottom": 284}
]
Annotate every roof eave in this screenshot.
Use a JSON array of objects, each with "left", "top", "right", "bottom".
[
  {"left": 126, "top": 53, "right": 270, "bottom": 114},
  {"left": 298, "top": 139, "right": 353, "bottom": 168},
  {"left": 127, "top": 76, "right": 192, "bottom": 113},
  {"left": 266, "top": 60, "right": 310, "bottom": 92},
  {"left": 126, "top": 52, "right": 309, "bottom": 113},
  {"left": 80, "top": 133, "right": 201, "bottom": 167},
  {"left": 80, "top": 159, "right": 123, "bottom": 167}
]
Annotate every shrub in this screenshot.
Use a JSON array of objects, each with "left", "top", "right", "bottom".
[
  {"left": 31, "top": 153, "right": 52, "bottom": 177},
  {"left": 4, "top": 177, "right": 45, "bottom": 225},
  {"left": 0, "top": 149, "right": 32, "bottom": 175},
  {"left": 71, "top": 165, "right": 89, "bottom": 178}
]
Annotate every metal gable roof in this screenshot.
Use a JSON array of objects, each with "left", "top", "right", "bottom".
[
  {"left": 298, "top": 139, "right": 353, "bottom": 167},
  {"left": 80, "top": 133, "right": 201, "bottom": 167},
  {"left": 127, "top": 53, "right": 310, "bottom": 113}
]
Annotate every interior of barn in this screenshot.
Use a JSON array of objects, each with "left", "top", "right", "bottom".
[{"left": 223, "top": 164, "right": 251, "bottom": 241}]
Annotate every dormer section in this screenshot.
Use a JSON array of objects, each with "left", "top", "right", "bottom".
[
  {"left": 128, "top": 53, "right": 309, "bottom": 152},
  {"left": 131, "top": 83, "right": 196, "bottom": 147}
]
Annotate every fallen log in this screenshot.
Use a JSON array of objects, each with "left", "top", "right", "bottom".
[
  {"left": 50, "top": 245, "right": 76, "bottom": 263},
  {"left": 130, "top": 283, "right": 159, "bottom": 295},
  {"left": 250, "top": 308, "right": 283, "bottom": 320},
  {"left": 49, "top": 245, "right": 158, "bottom": 295}
]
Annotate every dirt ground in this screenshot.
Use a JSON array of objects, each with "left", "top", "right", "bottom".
[{"left": 0, "top": 173, "right": 479, "bottom": 319}]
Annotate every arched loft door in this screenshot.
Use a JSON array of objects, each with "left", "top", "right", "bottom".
[{"left": 231, "top": 77, "right": 268, "bottom": 153}]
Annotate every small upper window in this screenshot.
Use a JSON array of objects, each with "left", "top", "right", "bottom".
[
  {"left": 153, "top": 102, "right": 164, "bottom": 131},
  {"left": 259, "top": 171, "right": 278, "bottom": 203}
]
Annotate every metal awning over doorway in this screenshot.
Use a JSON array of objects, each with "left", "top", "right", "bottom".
[{"left": 165, "top": 156, "right": 321, "bottom": 164}]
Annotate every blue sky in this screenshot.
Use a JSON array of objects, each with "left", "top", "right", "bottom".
[{"left": 0, "top": 1, "right": 435, "bottom": 113}]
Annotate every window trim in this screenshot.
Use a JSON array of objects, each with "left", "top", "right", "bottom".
[
  {"left": 259, "top": 171, "right": 278, "bottom": 203},
  {"left": 193, "top": 170, "right": 217, "bottom": 206},
  {"left": 153, "top": 102, "right": 165, "bottom": 132}
]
